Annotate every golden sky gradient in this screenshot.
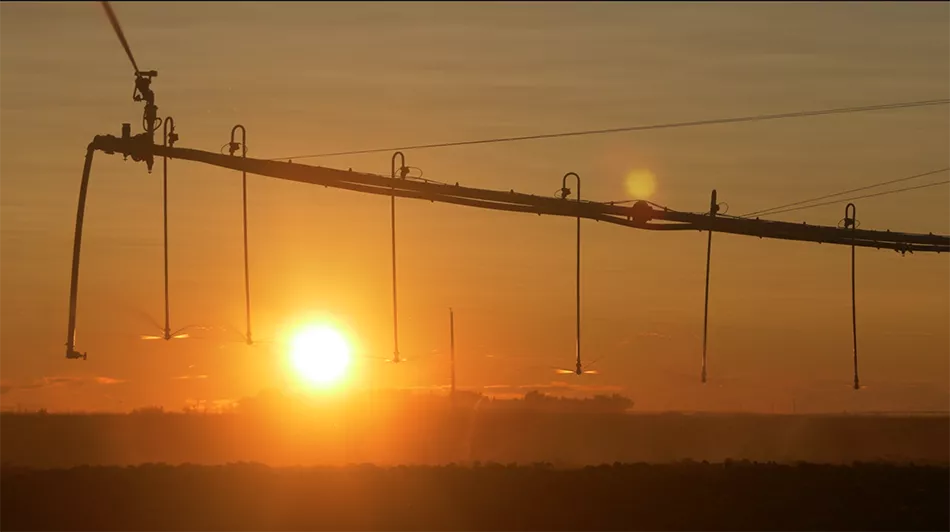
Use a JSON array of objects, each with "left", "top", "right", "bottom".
[{"left": 1, "top": 2, "right": 948, "bottom": 413}]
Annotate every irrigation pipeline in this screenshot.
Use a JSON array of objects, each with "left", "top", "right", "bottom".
[
  {"left": 98, "top": 134, "right": 949, "bottom": 252},
  {"left": 64, "top": 133, "right": 950, "bottom": 359}
]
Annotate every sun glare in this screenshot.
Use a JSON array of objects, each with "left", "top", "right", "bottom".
[{"left": 289, "top": 325, "right": 352, "bottom": 386}]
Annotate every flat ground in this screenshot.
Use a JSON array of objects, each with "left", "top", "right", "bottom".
[{"left": 2, "top": 411, "right": 948, "bottom": 466}]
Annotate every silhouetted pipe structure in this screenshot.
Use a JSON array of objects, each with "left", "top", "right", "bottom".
[
  {"left": 83, "top": 1, "right": 949, "bottom": 393},
  {"left": 390, "top": 152, "right": 408, "bottom": 364},
  {"left": 702, "top": 189, "right": 718, "bottom": 384},
  {"left": 228, "top": 125, "right": 252, "bottom": 346},
  {"left": 845, "top": 203, "right": 860, "bottom": 390},
  {"left": 66, "top": 133, "right": 950, "bottom": 364}
]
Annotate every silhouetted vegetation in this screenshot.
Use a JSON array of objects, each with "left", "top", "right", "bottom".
[{"left": 2, "top": 461, "right": 947, "bottom": 530}]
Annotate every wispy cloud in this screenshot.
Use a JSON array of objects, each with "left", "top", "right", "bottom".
[
  {"left": 401, "top": 384, "right": 452, "bottom": 392},
  {"left": 482, "top": 381, "right": 624, "bottom": 394},
  {"left": 482, "top": 383, "right": 516, "bottom": 390},
  {"left": 398, "top": 381, "right": 625, "bottom": 396},
  {"left": 173, "top": 374, "right": 208, "bottom": 380},
  {"left": 45, "top": 377, "right": 82, "bottom": 386},
  {"left": 0, "top": 375, "right": 127, "bottom": 395}
]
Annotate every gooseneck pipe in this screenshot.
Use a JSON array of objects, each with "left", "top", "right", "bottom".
[
  {"left": 65, "top": 142, "right": 98, "bottom": 360},
  {"left": 229, "top": 125, "right": 251, "bottom": 345},
  {"left": 560, "top": 172, "right": 582, "bottom": 374},
  {"left": 161, "top": 117, "right": 176, "bottom": 339},
  {"left": 846, "top": 202, "right": 859, "bottom": 390},
  {"left": 390, "top": 151, "right": 406, "bottom": 363}
]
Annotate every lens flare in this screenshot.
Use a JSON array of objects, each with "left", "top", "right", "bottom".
[{"left": 625, "top": 169, "right": 657, "bottom": 200}]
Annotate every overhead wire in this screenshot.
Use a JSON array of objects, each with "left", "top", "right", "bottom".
[
  {"left": 266, "top": 98, "right": 949, "bottom": 161},
  {"left": 742, "top": 167, "right": 950, "bottom": 217},
  {"left": 752, "top": 180, "right": 950, "bottom": 218}
]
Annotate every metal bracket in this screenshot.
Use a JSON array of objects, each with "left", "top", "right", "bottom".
[
  {"left": 229, "top": 124, "right": 247, "bottom": 157},
  {"left": 132, "top": 70, "right": 159, "bottom": 172}
]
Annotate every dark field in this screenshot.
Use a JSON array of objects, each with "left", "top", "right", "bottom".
[
  {"left": 3, "top": 409, "right": 947, "bottom": 530},
  {"left": 2, "top": 409, "right": 948, "bottom": 467},
  {"left": 2, "top": 462, "right": 948, "bottom": 531}
]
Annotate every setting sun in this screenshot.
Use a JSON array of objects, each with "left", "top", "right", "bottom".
[{"left": 289, "top": 325, "right": 352, "bottom": 386}]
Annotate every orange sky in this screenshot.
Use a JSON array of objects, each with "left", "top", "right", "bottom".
[{"left": 1, "top": 2, "right": 948, "bottom": 413}]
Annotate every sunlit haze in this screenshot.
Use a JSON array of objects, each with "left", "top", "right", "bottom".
[{"left": 0, "top": 2, "right": 947, "bottom": 414}]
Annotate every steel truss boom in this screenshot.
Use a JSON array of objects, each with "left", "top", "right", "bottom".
[{"left": 94, "top": 134, "right": 949, "bottom": 252}]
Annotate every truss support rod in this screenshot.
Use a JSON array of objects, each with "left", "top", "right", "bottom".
[
  {"left": 702, "top": 189, "right": 718, "bottom": 384},
  {"left": 229, "top": 125, "right": 252, "bottom": 345},
  {"left": 450, "top": 307, "right": 456, "bottom": 395},
  {"left": 845, "top": 203, "right": 860, "bottom": 390}
]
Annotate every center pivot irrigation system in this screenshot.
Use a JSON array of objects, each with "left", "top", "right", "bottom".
[{"left": 67, "top": 3, "right": 949, "bottom": 392}]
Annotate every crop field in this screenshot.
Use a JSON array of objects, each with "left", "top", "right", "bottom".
[
  {"left": 2, "top": 410, "right": 947, "bottom": 467},
  {"left": 3, "top": 461, "right": 947, "bottom": 531}
]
